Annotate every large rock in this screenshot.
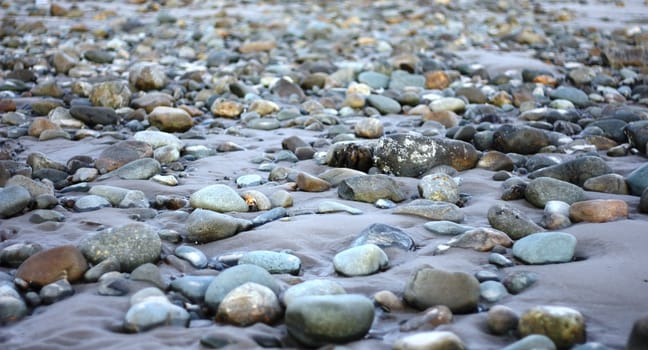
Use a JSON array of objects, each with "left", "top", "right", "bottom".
[
  {"left": 525, "top": 177, "right": 586, "bottom": 208},
  {"left": 528, "top": 156, "right": 612, "bottom": 186},
  {"left": 285, "top": 294, "right": 374, "bottom": 347},
  {"left": 15, "top": 245, "right": 87, "bottom": 289},
  {"left": 374, "top": 134, "right": 480, "bottom": 177},
  {"left": 626, "top": 163, "right": 648, "bottom": 196},
  {"left": 186, "top": 209, "right": 252, "bottom": 243},
  {"left": 338, "top": 174, "right": 406, "bottom": 203},
  {"left": 78, "top": 223, "right": 161, "bottom": 272},
  {"left": 0, "top": 185, "right": 31, "bottom": 218},
  {"left": 487, "top": 203, "right": 544, "bottom": 240},
  {"left": 190, "top": 184, "right": 248, "bottom": 212},
  {"left": 512, "top": 232, "right": 577, "bottom": 264},
  {"left": 492, "top": 125, "right": 550, "bottom": 155},
  {"left": 333, "top": 244, "right": 389, "bottom": 277},
  {"left": 148, "top": 106, "right": 193, "bottom": 132},
  {"left": 204, "top": 264, "right": 280, "bottom": 311},
  {"left": 518, "top": 306, "right": 586, "bottom": 349},
  {"left": 403, "top": 266, "right": 480, "bottom": 313}
]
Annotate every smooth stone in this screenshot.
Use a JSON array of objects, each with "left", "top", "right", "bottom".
[
  {"left": 528, "top": 156, "right": 612, "bottom": 187},
  {"left": 418, "top": 173, "right": 460, "bottom": 204},
  {"left": 333, "top": 244, "right": 388, "bottom": 277},
  {"left": 100, "top": 158, "right": 161, "bottom": 180},
  {"left": 0, "top": 295, "right": 28, "bottom": 323},
  {"left": 0, "top": 185, "right": 31, "bottom": 218},
  {"left": 488, "top": 305, "right": 519, "bottom": 335},
  {"left": 351, "top": 223, "right": 415, "bottom": 250},
  {"left": 627, "top": 314, "right": 648, "bottom": 350},
  {"left": 525, "top": 177, "right": 586, "bottom": 208},
  {"left": 389, "top": 70, "right": 425, "bottom": 90},
  {"left": 88, "top": 185, "right": 129, "bottom": 205},
  {"left": 492, "top": 125, "right": 550, "bottom": 155},
  {"left": 129, "top": 62, "right": 168, "bottom": 91},
  {"left": 447, "top": 227, "right": 514, "bottom": 252},
  {"left": 241, "top": 190, "right": 271, "bottom": 211},
  {"left": 626, "top": 163, "right": 648, "bottom": 196},
  {"left": 285, "top": 294, "right": 374, "bottom": 347},
  {"left": 518, "top": 306, "right": 586, "bottom": 349},
  {"left": 489, "top": 252, "right": 514, "bottom": 267},
  {"left": 40, "top": 279, "right": 74, "bottom": 304},
  {"left": 0, "top": 160, "right": 32, "bottom": 187},
  {"left": 374, "top": 134, "right": 480, "bottom": 177},
  {"left": 430, "top": 97, "right": 466, "bottom": 113},
  {"left": 26, "top": 152, "right": 66, "bottom": 173},
  {"left": 641, "top": 188, "right": 648, "bottom": 214},
  {"left": 118, "top": 190, "right": 149, "bottom": 209},
  {"left": 133, "top": 130, "right": 184, "bottom": 150},
  {"left": 130, "top": 263, "right": 166, "bottom": 290},
  {"left": 95, "top": 140, "right": 153, "bottom": 173},
  {"left": 394, "top": 200, "right": 464, "bottom": 223},
  {"left": 269, "top": 190, "right": 293, "bottom": 208},
  {"left": 373, "top": 290, "right": 405, "bottom": 312},
  {"left": 15, "top": 245, "right": 87, "bottom": 289},
  {"left": 366, "top": 95, "right": 401, "bottom": 114},
  {"left": 624, "top": 120, "right": 648, "bottom": 154},
  {"left": 573, "top": 343, "right": 613, "bottom": 350},
  {"left": 338, "top": 174, "right": 406, "bottom": 203},
  {"left": 281, "top": 279, "right": 346, "bottom": 307},
  {"left": 211, "top": 100, "right": 244, "bottom": 119},
  {"left": 570, "top": 199, "right": 629, "bottom": 223},
  {"left": 170, "top": 275, "right": 214, "bottom": 303},
  {"left": 204, "top": 264, "right": 280, "bottom": 311},
  {"left": 235, "top": 174, "right": 263, "bottom": 188},
  {"left": 123, "top": 300, "right": 189, "bottom": 333},
  {"left": 90, "top": 80, "right": 131, "bottom": 109},
  {"left": 252, "top": 207, "right": 288, "bottom": 226},
  {"left": 403, "top": 266, "right": 480, "bottom": 313},
  {"left": 238, "top": 250, "right": 301, "bottom": 275},
  {"left": 73, "top": 195, "right": 112, "bottom": 212},
  {"left": 503, "top": 271, "right": 539, "bottom": 294},
  {"left": 6, "top": 175, "right": 54, "bottom": 198},
  {"left": 78, "top": 223, "right": 161, "bottom": 272},
  {"left": 583, "top": 174, "right": 629, "bottom": 195},
  {"left": 130, "top": 92, "right": 173, "bottom": 113},
  {"left": 480, "top": 280, "right": 509, "bottom": 303},
  {"left": 540, "top": 200, "right": 572, "bottom": 230},
  {"left": 399, "top": 305, "right": 454, "bottom": 331},
  {"left": 174, "top": 246, "right": 208, "bottom": 269},
  {"left": 550, "top": 86, "right": 590, "bottom": 107},
  {"left": 186, "top": 209, "right": 252, "bottom": 244},
  {"left": 216, "top": 282, "right": 282, "bottom": 326},
  {"left": 513, "top": 232, "right": 576, "bottom": 264},
  {"left": 84, "top": 256, "right": 121, "bottom": 282},
  {"left": 318, "top": 168, "right": 366, "bottom": 187},
  {"left": 190, "top": 184, "right": 248, "bottom": 212},
  {"left": 423, "top": 221, "right": 474, "bottom": 236},
  {"left": 502, "top": 335, "right": 557, "bottom": 350},
  {"left": 487, "top": 203, "right": 544, "bottom": 240},
  {"left": 477, "top": 151, "right": 515, "bottom": 171},
  {"left": 29, "top": 117, "right": 61, "bottom": 137},
  {"left": 247, "top": 118, "right": 280, "bottom": 130},
  {"left": 393, "top": 331, "right": 465, "bottom": 350},
  {"left": 317, "top": 200, "right": 363, "bottom": 215},
  {"left": 358, "top": 71, "right": 389, "bottom": 89},
  {"left": 296, "top": 172, "right": 331, "bottom": 192},
  {"left": 0, "top": 242, "right": 43, "bottom": 268},
  {"left": 355, "top": 117, "right": 384, "bottom": 139},
  {"left": 248, "top": 100, "right": 279, "bottom": 116},
  {"left": 148, "top": 106, "right": 193, "bottom": 133},
  {"left": 69, "top": 106, "right": 117, "bottom": 126}
]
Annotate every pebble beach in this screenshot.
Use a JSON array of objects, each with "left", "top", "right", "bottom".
[{"left": 1, "top": 0, "right": 648, "bottom": 349}]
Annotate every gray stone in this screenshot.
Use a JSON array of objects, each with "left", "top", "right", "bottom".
[
  {"left": 123, "top": 299, "right": 189, "bottom": 332},
  {"left": 351, "top": 223, "right": 415, "bottom": 250},
  {"left": 100, "top": 158, "right": 161, "bottom": 180},
  {"left": 186, "top": 209, "right": 252, "bottom": 243},
  {"left": 29, "top": 209, "right": 65, "bottom": 224},
  {"left": 492, "top": 125, "right": 550, "bottom": 155},
  {"left": 281, "top": 279, "right": 346, "bottom": 307},
  {"left": 525, "top": 177, "right": 586, "bottom": 208},
  {"left": 358, "top": 71, "right": 389, "bottom": 89},
  {"left": 502, "top": 334, "right": 556, "bottom": 350},
  {"left": 79, "top": 223, "right": 162, "bottom": 272},
  {"left": 513, "top": 232, "right": 577, "bottom": 264},
  {"left": 528, "top": 156, "right": 612, "bottom": 187},
  {"left": 423, "top": 221, "right": 474, "bottom": 236},
  {"left": 174, "top": 246, "right": 208, "bottom": 269},
  {"left": 447, "top": 227, "right": 514, "bottom": 252},
  {"left": 641, "top": 188, "right": 648, "bottom": 214},
  {"left": 389, "top": 70, "right": 426, "bottom": 90},
  {"left": 338, "top": 174, "right": 406, "bottom": 203},
  {"left": 403, "top": 266, "right": 480, "bottom": 313},
  {"left": 583, "top": 173, "right": 629, "bottom": 195},
  {"left": 394, "top": 199, "right": 464, "bottom": 223},
  {"left": 247, "top": 118, "right": 281, "bottom": 130},
  {"left": 238, "top": 250, "right": 301, "bottom": 275},
  {"left": 40, "top": 279, "right": 74, "bottom": 304},
  {"left": 333, "top": 244, "right": 389, "bottom": 276},
  {"left": 73, "top": 195, "right": 112, "bottom": 212},
  {"left": 130, "top": 263, "right": 166, "bottom": 289},
  {"left": 133, "top": 130, "right": 184, "bottom": 150},
  {"left": 480, "top": 280, "right": 508, "bottom": 303},
  {"left": 317, "top": 200, "right": 363, "bottom": 215},
  {"left": 487, "top": 203, "right": 544, "bottom": 240},
  {"left": 285, "top": 294, "right": 374, "bottom": 347},
  {"left": 84, "top": 256, "right": 121, "bottom": 282},
  {"left": 366, "top": 95, "right": 401, "bottom": 114},
  {"left": 626, "top": 163, "right": 648, "bottom": 196},
  {"left": 0, "top": 295, "right": 27, "bottom": 323},
  {"left": 236, "top": 174, "right": 263, "bottom": 188},
  {"left": 190, "top": 184, "right": 248, "bottom": 213},
  {"left": 252, "top": 207, "right": 288, "bottom": 226},
  {"left": 129, "top": 62, "right": 168, "bottom": 91},
  {"left": 550, "top": 86, "right": 589, "bottom": 107},
  {"left": 489, "top": 252, "right": 514, "bottom": 267},
  {"left": 216, "top": 282, "right": 282, "bottom": 326},
  {"left": 0, "top": 242, "right": 42, "bottom": 268},
  {"left": 624, "top": 120, "right": 648, "bottom": 154},
  {"left": 69, "top": 106, "right": 117, "bottom": 126},
  {"left": 0, "top": 185, "right": 31, "bottom": 218},
  {"left": 418, "top": 173, "right": 460, "bottom": 204},
  {"left": 204, "top": 264, "right": 280, "bottom": 311},
  {"left": 6, "top": 175, "right": 54, "bottom": 198},
  {"left": 170, "top": 275, "right": 214, "bottom": 303},
  {"left": 503, "top": 271, "right": 538, "bottom": 294}
]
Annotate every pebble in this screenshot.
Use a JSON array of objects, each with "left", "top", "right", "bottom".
[
  {"left": 133, "top": 130, "right": 184, "bottom": 151},
  {"left": 447, "top": 227, "right": 514, "bottom": 252},
  {"left": 423, "top": 221, "right": 474, "bottom": 236},
  {"left": 394, "top": 199, "right": 465, "bottom": 223},
  {"left": 15, "top": 245, "right": 87, "bottom": 289},
  {"left": 399, "top": 305, "right": 453, "bottom": 331},
  {"left": 204, "top": 264, "right": 280, "bottom": 312},
  {"left": 148, "top": 106, "right": 193, "bottom": 132},
  {"left": 174, "top": 246, "right": 208, "bottom": 269},
  {"left": 512, "top": 232, "right": 577, "bottom": 264},
  {"left": 281, "top": 279, "right": 346, "bottom": 307},
  {"left": 189, "top": 184, "right": 248, "bottom": 212},
  {"left": 0, "top": 293, "right": 28, "bottom": 323},
  {"left": 317, "top": 200, "right": 363, "bottom": 215},
  {"left": 502, "top": 271, "right": 539, "bottom": 294},
  {"left": 570, "top": 199, "right": 628, "bottom": 223},
  {"left": 90, "top": 80, "right": 131, "bottom": 109},
  {"left": 626, "top": 163, "right": 648, "bottom": 196},
  {"left": 489, "top": 252, "right": 514, "bottom": 268},
  {"left": 418, "top": 173, "right": 460, "bottom": 204},
  {"left": 641, "top": 189, "right": 648, "bottom": 214},
  {"left": 186, "top": 209, "right": 252, "bottom": 243},
  {"left": 0, "top": 185, "right": 31, "bottom": 218},
  {"left": 95, "top": 141, "right": 153, "bottom": 173},
  {"left": 296, "top": 172, "right": 331, "bottom": 192},
  {"left": 169, "top": 275, "right": 214, "bottom": 303},
  {"left": 351, "top": 223, "right": 415, "bottom": 251},
  {"left": 488, "top": 305, "right": 519, "bottom": 335},
  {"left": 251, "top": 207, "right": 287, "bottom": 226},
  {"left": 354, "top": 117, "right": 384, "bottom": 139},
  {"left": 527, "top": 156, "right": 612, "bottom": 187},
  {"left": 550, "top": 86, "right": 590, "bottom": 107},
  {"left": 502, "top": 335, "right": 557, "bottom": 350},
  {"left": 285, "top": 294, "right": 374, "bottom": 347},
  {"left": 366, "top": 95, "right": 401, "bottom": 114},
  {"left": 0, "top": 243, "right": 42, "bottom": 268},
  {"left": 524, "top": 177, "right": 586, "bottom": 208},
  {"left": 73, "top": 195, "right": 112, "bottom": 212},
  {"left": 123, "top": 297, "right": 189, "bottom": 332},
  {"left": 40, "top": 279, "right": 74, "bottom": 304},
  {"left": 238, "top": 250, "right": 301, "bottom": 275},
  {"left": 338, "top": 174, "right": 406, "bottom": 203},
  {"left": 69, "top": 106, "right": 117, "bottom": 126},
  {"left": 216, "top": 282, "right": 282, "bottom": 326},
  {"left": 487, "top": 203, "right": 544, "bottom": 240},
  {"left": 373, "top": 290, "right": 404, "bottom": 312},
  {"left": 84, "top": 256, "right": 121, "bottom": 282},
  {"left": 479, "top": 280, "right": 509, "bottom": 303},
  {"left": 582, "top": 173, "right": 629, "bottom": 194},
  {"left": 624, "top": 120, "right": 648, "bottom": 154},
  {"left": 403, "top": 266, "right": 480, "bottom": 313},
  {"left": 128, "top": 62, "right": 168, "bottom": 91},
  {"left": 492, "top": 125, "right": 550, "bottom": 155},
  {"left": 235, "top": 174, "right": 263, "bottom": 188},
  {"left": 333, "top": 244, "right": 389, "bottom": 277},
  {"left": 518, "top": 305, "right": 586, "bottom": 349},
  {"left": 393, "top": 331, "right": 465, "bottom": 350},
  {"left": 99, "top": 158, "right": 161, "bottom": 180}
]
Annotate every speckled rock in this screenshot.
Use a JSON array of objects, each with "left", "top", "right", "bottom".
[
  {"left": 216, "top": 282, "right": 282, "bottom": 326},
  {"left": 238, "top": 250, "right": 301, "bottom": 275},
  {"left": 525, "top": 177, "right": 586, "bottom": 208},
  {"left": 418, "top": 173, "right": 460, "bottom": 204},
  {"left": 404, "top": 266, "right": 480, "bottom": 313},
  {"left": 333, "top": 244, "right": 389, "bottom": 277},
  {"left": 518, "top": 306, "right": 586, "bottom": 349},
  {"left": 487, "top": 203, "right": 544, "bottom": 240},
  {"left": 186, "top": 209, "right": 252, "bottom": 243}
]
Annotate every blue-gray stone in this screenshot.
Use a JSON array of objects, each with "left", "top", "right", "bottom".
[
  {"left": 358, "top": 71, "right": 389, "bottom": 89},
  {"left": 502, "top": 334, "right": 556, "bottom": 350},
  {"left": 626, "top": 163, "right": 648, "bottom": 196},
  {"left": 204, "top": 264, "right": 280, "bottom": 311},
  {"left": 524, "top": 177, "right": 586, "bottom": 208},
  {"left": 74, "top": 195, "right": 112, "bottom": 212},
  {"left": 423, "top": 221, "right": 474, "bottom": 236},
  {"left": 40, "top": 279, "right": 74, "bottom": 304},
  {"left": 513, "top": 232, "right": 576, "bottom": 264},
  {"left": 170, "top": 275, "right": 215, "bottom": 303},
  {"left": 480, "top": 280, "right": 508, "bottom": 303},
  {"left": 366, "top": 95, "right": 401, "bottom": 115},
  {"left": 251, "top": 207, "right": 287, "bottom": 226},
  {"left": 389, "top": 70, "right": 425, "bottom": 90},
  {"left": 333, "top": 244, "right": 388, "bottom": 276},
  {"left": 123, "top": 300, "right": 190, "bottom": 332},
  {"left": 503, "top": 271, "right": 539, "bottom": 294},
  {"left": 281, "top": 279, "right": 346, "bottom": 307},
  {"left": 0, "top": 185, "right": 31, "bottom": 218},
  {"left": 549, "top": 86, "right": 589, "bottom": 107},
  {"left": 174, "top": 246, "right": 208, "bottom": 269},
  {"left": 238, "top": 250, "right": 301, "bottom": 275}
]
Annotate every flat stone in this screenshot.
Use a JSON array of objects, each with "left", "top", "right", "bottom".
[
  {"left": 403, "top": 266, "right": 480, "bottom": 313},
  {"left": 190, "top": 184, "right": 248, "bottom": 213},
  {"left": 317, "top": 201, "right": 363, "bottom": 215},
  {"left": 15, "top": 245, "right": 87, "bottom": 288},
  {"left": 423, "top": 221, "right": 474, "bottom": 236},
  {"left": 351, "top": 223, "right": 415, "bottom": 250},
  {"left": 569, "top": 199, "right": 628, "bottom": 223},
  {"left": 338, "top": 174, "right": 406, "bottom": 203},
  {"left": 238, "top": 250, "right": 301, "bottom": 275},
  {"left": 492, "top": 125, "right": 550, "bottom": 155},
  {"left": 394, "top": 199, "right": 464, "bottom": 223},
  {"left": 186, "top": 209, "right": 252, "bottom": 243},
  {"left": 296, "top": 172, "right": 331, "bottom": 192},
  {"left": 503, "top": 271, "right": 539, "bottom": 294},
  {"left": 366, "top": 95, "right": 401, "bottom": 114},
  {"left": 73, "top": 195, "right": 112, "bottom": 212},
  {"left": 69, "top": 106, "right": 118, "bottom": 126},
  {"left": 333, "top": 244, "right": 389, "bottom": 277},
  {"left": 99, "top": 158, "right": 161, "bottom": 180},
  {"left": 518, "top": 306, "right": 586, "bottom": 349},
  {"left": 513, "top": 232, "right": 577, "bottom": 264}
]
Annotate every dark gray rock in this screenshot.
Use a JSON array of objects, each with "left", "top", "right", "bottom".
[
  {"left": 69, "top": 106, "right": 118, "bottom": 126},
  {"left": 487, "top": 203, "right": 544, "bottom": 239},
  {"left": 40, "top": 279, "right": 74, "bottom": 304},
  {"left": 338, "top": 174, "right": 406, "bottom": 203},
  {"left": 503, "top": 271, "right": 538, "bottom": 294},
  {"left": 627, "top": 314, "right": 648, "bottom": 350},
  {"left": 528, "top": 156, "right": 612, "bottom": 186},
  {"left": 549, "top": 86, "right": 590, "bottom": 107},
  {"left": 525, "top": 177, "right": 586, "bottom": 208},
  {"left": 492, "top": 125, "right": 550, "bottom": 155},
  {"left": 351, "top": 223, "right": 415, "bottom": 250},
  {"left": 626, "top": 163, "right": 648, "bottom": 196}
]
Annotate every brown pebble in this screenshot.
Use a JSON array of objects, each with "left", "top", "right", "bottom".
[
  {"left": 0, "top": 99, "right": 16, "bottom": 112},
  {"left": 373, "top": 290, "right": 404, "bottom": 312},
  {"left": 28, "top": 117, "right": 60, "bottom": 137},
  {"left": 400, "top": 305, "right": 453, "bottom": 331},
  {"left": 569, "top": 199, "right": 628, "bottom": 223},
  {"left": 487, "top": 305, "right": 519, "bottom": 335},
  {"left": 16, "top": 245, "right": 88, "bottom": 289},
  {"left": 296, "top": 172, "right": 331, "bottom": 192},
  {"left": 425, "top": 70, "right": 450, "bottom": 90}
]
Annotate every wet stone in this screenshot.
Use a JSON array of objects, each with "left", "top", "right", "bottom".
[
  {"left": 190, "top": 184, "right": 248, "bottom": 213},
  {"left": 626, "top": 163, "right": 648, "bottom": 196},
  {"left": 393, "top": 331, "right": 465, "bottom": 350},
  {"left": 503, "top": 335, "right": 556, "bottom": 350},
  {"left": 282, "top": 279, "right": 346, "bottom": 307},
  {"left": 238, "top": 250, "right": 301, "bottom": 275},
  {"left": 0, "top": 185, "right": 31, "bottom": 219},
  {"left": 204, "top": 264, "right": 280, "bottom": 312},
  {"left": 351, "top": 223, "right": 415, "bottom": 250},
  {"left": 404, "top": 266, "right": 480, "bottom": 314},
  {"left": 488, "top": 305, "right": 519, "bottom": 335},
  {"left": 170, "top": 275, "right": 214, "bottom": 303},
  {"left": 366, "top": 95, "right": 401, "bottom": 115},
  {"left": 333, "top": 244, "right": 389, "bottom": 277},
  {"left": 492, "top": 125, "right": 550, "bottom": 155},
  {"left": 447, "top": 227, "right": 514, "bottom": 252},
  {"left": 513, "top": 232, "right": 576, "bottom": 265},
  {"left": 174, "top": 246, "right": 208, "bottom": 269},
  {"left": 394, "top": 200, "right": 464, "bottom": 223}
]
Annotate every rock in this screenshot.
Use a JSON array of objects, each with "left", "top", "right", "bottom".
[
  {"left": 501, "top": 177, "right": 528, "bottom": 201},
  {"left": 525, "top": 177, "right": 586, "bottom": 208},
  {"left": 296, "top": 172, "right": 331, "bottom": 192},
  {"left": 423, "top": 221, "right": 474, "bottom": 236},
  {"left": 480, "top": 280, "right": 509, "bottom": 303},
  {"left": 281, "top": 279, "right": 346, "bottom": 307},
  {"left": 502, "top": 335, "right": 557, "bottom": 350},
  {"left": 269, "top": 190, "right": 293, "bottom": 208},
  {"left": 489, "top": 252, "right": 514, "bottom": 267},
  {"left": 170, "top": 275, "right": 214, "bottom": 303},
  {"left": 503, "top": 271, "right": 538, "bottom": 294},
  {"left": 624, "top": 120, "right": 648, "bottom": 154},
  {"left": 99, "top": 158, "right": 160, "bottom": 180},
  {"left": 351, "top": 223, "right": 415, "bottom": 250},
  {"left": 285, "top": 294, "right": 374, "bottom": 347},
  {"left": 569, "top": 199, "right": 628, "bottom": 223},
  {"left": 358, "top": 71, "right": 389, "bottom": 89},
  {"left": 326, "top": 142, "right": 374, "bottom": 172},
  {"left": 447, "top": 227, "right": 514, "bottom": 252},
  {"left": 477, "top": 151, "right": 515, "bottom": 171},
  {"left": 550, "top": 86, "right": 589, "bottom": 107},
  {"left": 583, "top": 174, "right": 629, "bottom": 195},
  {"left": 124, "top": 299, "right": 189, "bottom": 332},
  {"left": 238, "top": 250, "right": 301, "bottom": 275},
  {"left": 626, "top": 163, "right": 648, "bottom": 196},
  {"left": 73, "top": 195, "right": 112, "bottom": 212},
  {"left": 174, "top": 246, "right": 208, "bottom": 269},
  {"left": 130, "top": 92, "right": 173, "bottom": 113},
  {"left": 236, "top": 174, "right": 263, "bottom": 188},
  {"left": 394, "top": 200, "right": 464, "bottom": 223},
  {"left": 0, "top": 161, "right": 32, "bottom": 187},
  {"left": 40, "top": 279, "right": 74, "bottom": 304},
  {"left": 338, "top": 174, "right": 406, "bottom": 203},
  {"left": 403, "top": 266, "right": 480, "bottom": 313},
  {"left": 130, "top": 263, "right": 166, "bottom": 289},
  {"left": 211, "top": 100, "right": 244, "bottom": 118},
  {"left": 333, "top": 244, "right": 389, "bottom": 277},
  {"left": 29, "top": 117, "right": 60, "bottom": 137},
  {"left": 366, "top": 95, "right": 401, "bottom": 114},
  {"left": 373, "top": 290, "right": 405, "bottom": 312},
  {"left": 418, "top": 173, "right": 459, "bottom": 204},
  {"left": 513, "top": 232, "right": 577, "bottom": 264},
  {"left": 252, "top": 207, "right": 287, "bottom": 226},
  {"left": 239, "top": 40, "right": 276, "bottom": 54},
  {"left": 492, "top": 125, "right": 550, "bottom": 154},
  {"left": 0, "top": 185, "right": 31, "bottom": 218},
  {"left": 129, "top": 63, "right": 167, "bottom": 91},
  {"left": 15, "top": 245, "right": 87, "bottom": 289},
  {"left": 0, "top": 243, "right": 43, "bottom": 268},
  {"left": 641, "top": 188, "right": 648, "bottom": 214},
  {"left": 133, "top": 130, "right": 184, "bottom": 150},
  {"left": 374, "top": 134, "right": 479, "bottom": 177},
  {"left": 216, "top": 282, "right": 282, "bottom": 326},
  {"left": 52, "top": 50, "right": 77, "bottom": 74},
  {"left": 317, "top": 201, "right": 363, "bottom": 215},
  {"left": 186, "top": 209, "right": 252, "bottom": 244},
  {"left": 421, "top": 110, "right": 460, "bottom": 128},
  {"left": 430, "top": 97, "right": 466, "bottom": 113},
  {"left": 272, "top": 78, "right": 305, "bottom": 100},
  {"left": 627, "top": 314, "right": 648, "bottom": 350},
  {"left": 190, "top": 184, "right": 248, "bottom": 213},
  {"left": 90, "top": 80, "right": 131, "bottom": 108},
  {"left": 148, "top": 106, "right": 193, "bottom": 132},
  {"left": 389, "top": 70, "right": 425, "bottom": 90},
  {"left": 248, "top": 99, "right": 279, "bottom": 116},
  {"left": 69, "top": 106, "right": 118, "bottom": 126},
  {"left": 393, "top": 331, "right": 465, "bottom": 350},
  {"left": 6, "top": 175, "right": 53, "bottom": 198},
  {"left": 95, "top": 140, "right": 153, "bottom": 173},
  {"left": 527, "top": 156, "right": 612, "bottom": 187},
  {"left": 488, "top": 305, "right": 519, "bottom": 335},
  {"left": 204, "top": 264, "right": 280, "bottom": 311},
  {"left": 399, "top": 305, "right": 453, "bottom": 331},
  {"left": 84, "top": 256, "right": 120, "bottom": 282},
  {"left": 540, "top": 200, "right": 572, "bottom": 230},
  {"left": 518, "top": 306, "right": 586, "bottom": 349},
  {"left": 0, "top": 294, "right": 28, "bottom": 323},
  {"left": 355, "top": 118, "right": 384, "bottom": 139},
  {"left": 281, "top": 135, "right": 315, "bottom": 160},
  {"left": 78, "top": 223, "right": 161, "bottom": 272},
  {"left": 88, "top": 185, "right": 129, "bottom": 205},
  {"left": 487, "top": 203, "right": 544, "bottom": 240}
]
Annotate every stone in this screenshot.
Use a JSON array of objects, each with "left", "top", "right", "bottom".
[
  {"left": 190, "top": 184, "right": 248, "bottom": 212},
  {"left": 430, "top": 97, "right": 466, "bottom": 113},
  {"left": 29, "top": 117, "right": 61, "bottom": 137},
  {"left": 129, "top": 62, "right": 167, "bottom": 91},
  {"left": 204, "top": 264, "right": 280, "bottom": 311},
  {"left": 133, "top": 130, "right": 184, "bottom": 150},
  {"left": 366, "top": 95, "right": 401, "bottom": 114},
  {"left": 296, "top": 172, "right": 331, "bottom": 192},
  {"left": 317, "top": 201, "right": 363, "bottom": 215},
  {"left": 285, "top": 294, "right": 374, "bottom": 347},
  {"left": 15, "top": 245, "right": 87, "bottom": 289},
  {"left": 170, "top": 275, "right": 214, "bottom": 303},
  {"left": 0, "top": 243, "right": 43, "bottom": 268},
  {"left": 569, "top": 199, "right": 628, "bottom": 223},
  {"left": 355, "top": 117, "right": 384, "bottom": 139},
  {"left": 423, "top": 221, "right": 474, "bottom": 236},
  {"left": 627, "top": 314, "right": 648, "bottom": 350},
  {"left": 488, "top": 305, "right": 519, "bottom": 335},
  {"left": 99, "top": 158, "right": 160, "bottom": 181},
  {"left": 374, "top": 134, "right": 480, "bottom": 177},
  {"left": 425, "top": 70, "right": 451, "bottom": 89},
  {"left": 281, "top": 279, "right": 346, "bottom": 307},
  {"left": 212, "top": 100, "right": 244, "bottom": 119},
  {"left": 216, "top": 282, "right": 282, "bottom": 326},
  {"left": 90, "top": 80, "right": 131, "bottom": 108},
  {"left": 269, "top": 190, "right": 293, "bottom": 208},
  {"left": 641, "top": 188, "right": 648, "bottom": 214},
  {"left": 73, "top": 195, "right": 112, "bottom": 212},
  {"left": 0, "top": 185, "right": 31, "bottom": 218},
  {"left": 333, "top": 244, "right": 389, "bottom": 277},
  {"left": 95, "top": 140, "right": 153, "bottom": 173},
  {"left": 130, "top": 92, "right": 173, "bottom": 113},
  {"left": 626, "top": 163, "right": 648, "bottom": 196},
  {"left": 513, "top": 232, "right": 576, "bottom": 264},
  {"left": 624, "top": 120, "right": 648, "bottom": 154},
  {"left": 447, "top": 227, "right": 514, "bottom": 252},
  {"left": 239, "top": 40, "right": 276, "bottom": 54},
  {"left": 373, "top": 290, "right": 405, "bottom": 312},
  {"left": 477, "top": 151, "right": 515, "bottom": 171},
  {"left": 84, "top": 256, "right": 120, "bottom": 282},
  {"left": 238, "top": 250, "right": 301, "bottom": 275},
  {"left": 40, "top": 279, "right": 74, "bottom": 304},
  {"left": 525, "top": 177, "right": 586, "bottom": 208},
  {"left": 418, "top": 173, "right": 460, "bottom": 204},
  {"left": 186, "top": 209, "right": 252, "bottom": 243},
  {"left": 338, "top": 174, "right": 406, "bottom": 203},
  {"left": 78, "top": 223, "right": 161, "bottom": 272},
  {"left": 0, "top": 295, "right": 27, "bottom": 323},
  {"left": 480, "top": 280, "right": 509, "bottom": 303},
  {"left": 248, "top": 99, "right": 279, "bottom": 116},
  {"left": 528, "top": 156, "right": 612, "bottom": 187},
  {"left": 174, "top": 246, "right": 208, "bottom": 269},
  {"left": 403, "top": 266, "right": 480, "bottom": 313},
  {"left": 389, "top": 70, "right": 425, "bottom": 90},
  {"left": 399, "top": 305, "right": 453, "bottom": 331},
  {"left": 393, "top": 331, "right": 465, "bottom": 350},
  {"left": 0, "top": 161, "right": 32, "bottom": 187},
  {"left": 394, "top": 200, "right": 465, "bottom": 223},
  {"left": 502, "top": 335, "right": 557, "bottom": 350},
  {"left": 487, "top": 203, "right": 544, "bottom": 240},
  {"left": 69, "top": 106, "right": 117, "bottom": 126},
  {"left": 492, "top": 125, "right": 550, "bottom": 155},
  {"left": 272, "top": 78, "right": 305, "bottom": 100},
  {"left": 326, "top": 142, "right": 374, "bottom": 172},
  {"left": 518, "top": 306, "right": 586, "bottom": 349},
  {"left": 130, "top": 263, "right": 166, "bottom": 289},
  {"left": 148, "top": 106, "right": 193, "bottom": 132},
  {"left": 351, "top": 223, "right": 415, "bottom": 251},
  {"left": 6, "top": 175, "right": 53, "bottom": 198},
  {"left": 124, "top": 299, "right": 189, "bottom": 332},
  {"left": 583, "top": 174, "right": 629, "bottom": 195},
  {"left": 549, "top": 86, "right": 589, "bottom": 107},
  {"left": 503, "top": 271, "right": 538, "bottom": 294},
  {"left": 358, "top": 71, "right": 389, "bottom": 89}
]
